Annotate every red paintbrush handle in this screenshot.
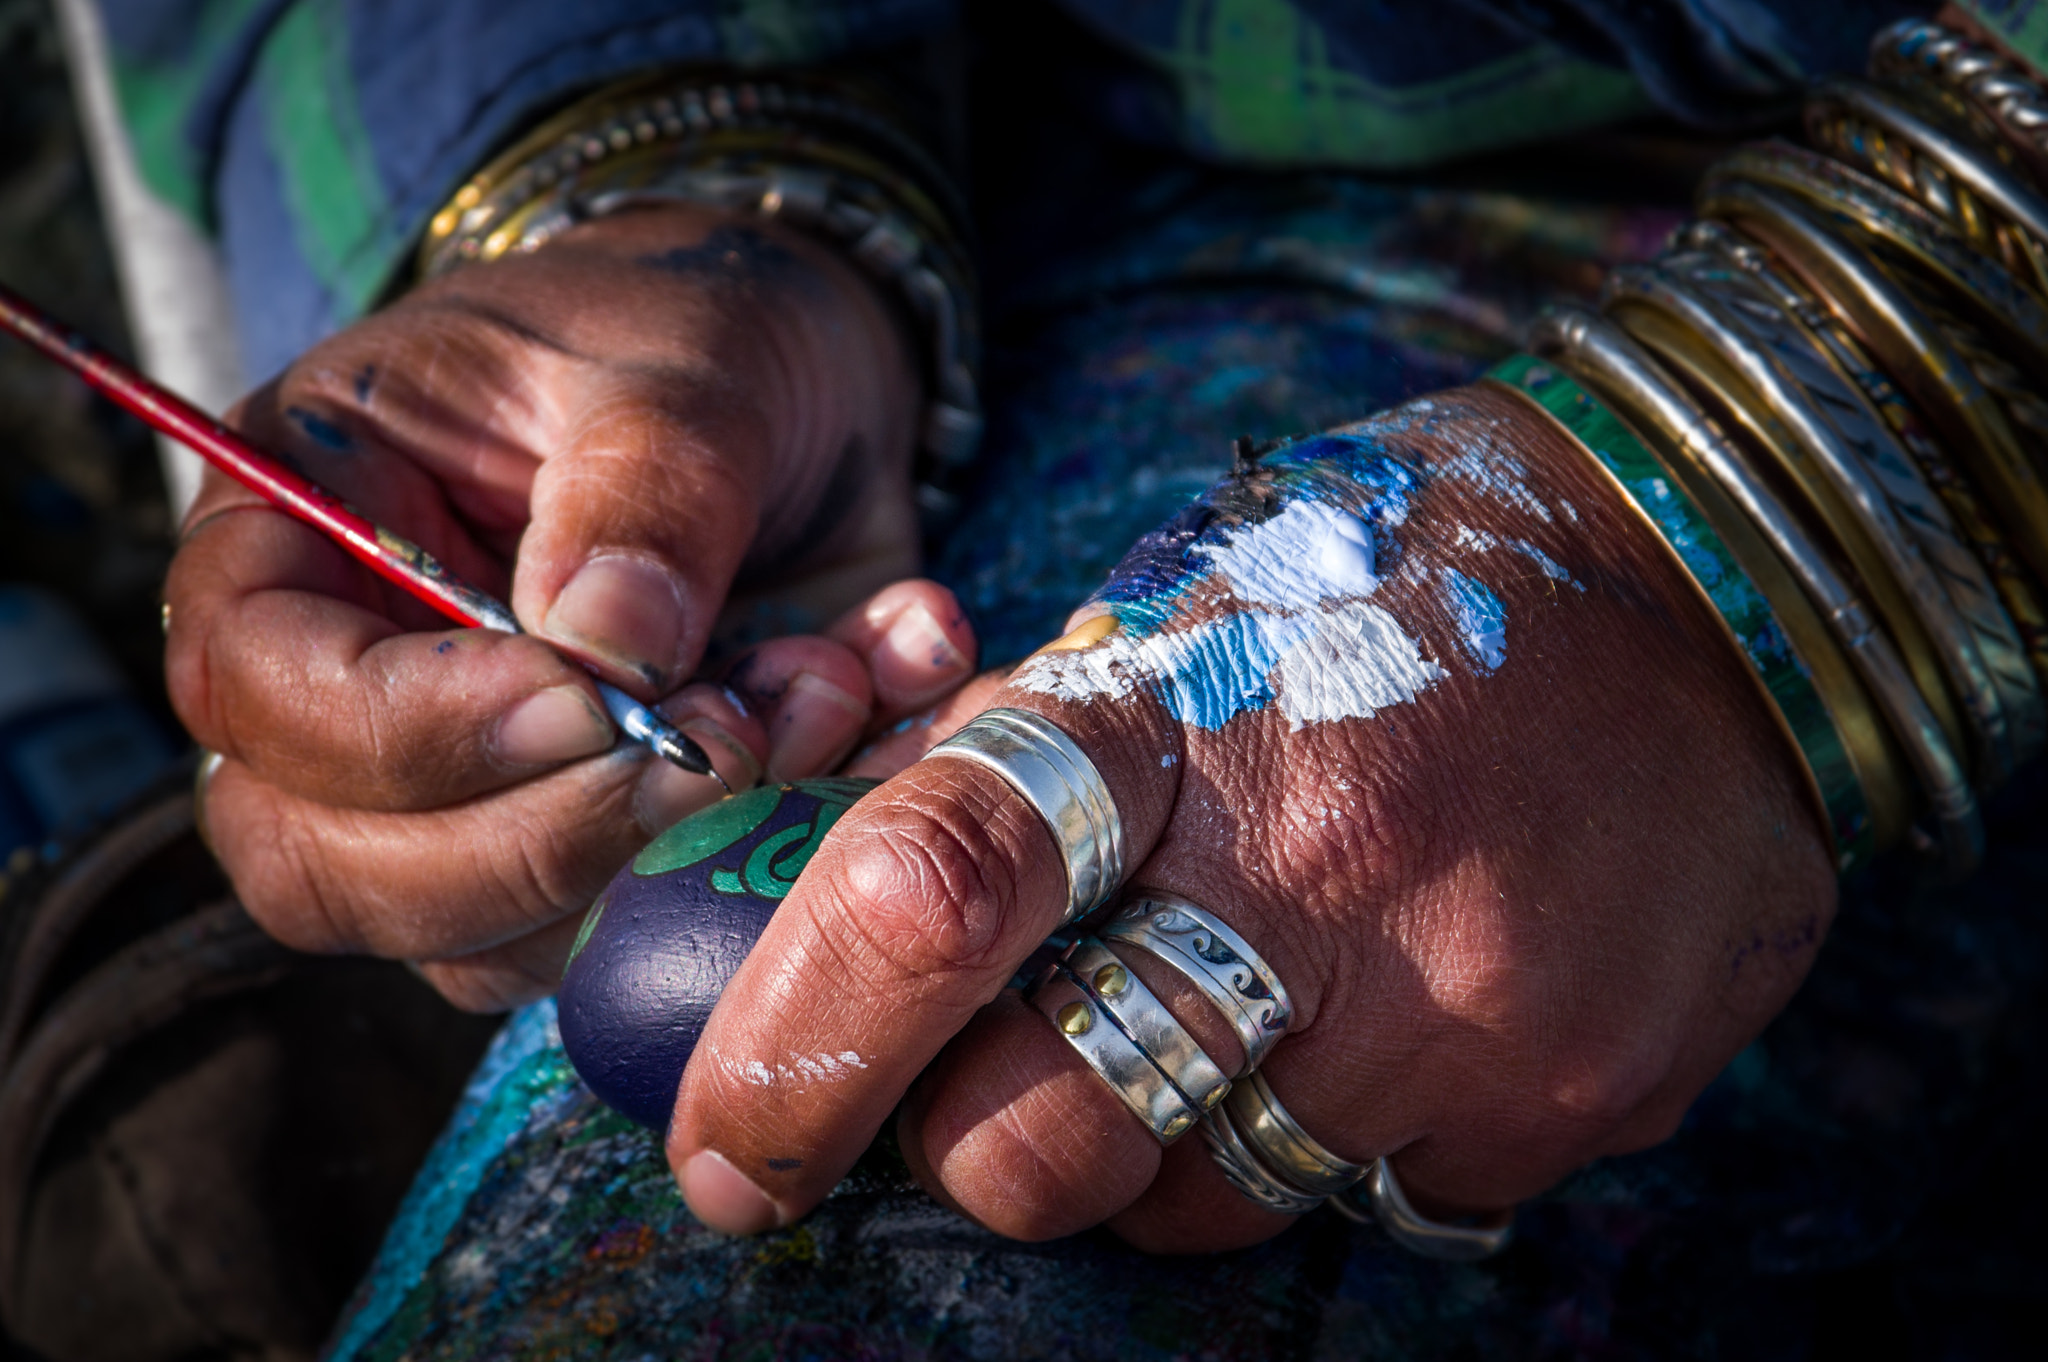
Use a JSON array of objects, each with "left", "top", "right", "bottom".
[
  {"left": 0, "top": 282, "right": 511, "bottom": 631},
  {"left": 0, "top": 281, "right": 720, "bottom": 781}
]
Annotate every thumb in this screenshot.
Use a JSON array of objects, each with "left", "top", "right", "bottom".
[{"left": 513, "top": 383, "right": 765, "bottom": 696}]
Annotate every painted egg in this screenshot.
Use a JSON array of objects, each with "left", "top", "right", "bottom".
[{"left": 558, "top": 777, "right": 877, "bottom": 1130}]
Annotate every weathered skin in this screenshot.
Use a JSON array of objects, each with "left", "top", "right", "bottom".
[
  {"left": 665, "top": 383, "right": 1839, "bottom": 1250},
  {"left": 161, "top": 207, "right": 1837, "bottom": 1253},
  {"left": 162, "top": 205, "right": 977, "bottom": 1011}
]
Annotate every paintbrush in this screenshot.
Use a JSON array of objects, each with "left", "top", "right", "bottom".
[{"left": 0, "top": 280, "right": 724, "bottom": 787}]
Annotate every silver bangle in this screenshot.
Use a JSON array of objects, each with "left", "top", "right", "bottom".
[
  {"left": 1605, "top": 255, "right": 2035, "bottom": 786},
  {"left": 1198, "top": 1107, "right": 1328, "bottom": 1216},
  {"left": 1025, "top": 961, "right": 1202, "bottom": 1144},
  {"left": 1101, "top": 892, "right": 1291, "bottom": 1076},
  {"left": 1869, "top": 18, "right": 2048, "bottom": 199},
  {"left": 1806, "top": 75, "right": 2048, "bottom": 305},
  {"left": 1330, "top": 1159, "right": 1516, "bottom": 1261},
  {"left": 1532, "top": 307, "right": 1984, "bottom": 876},
  {"left": 1676, "top": 224, "right": 2045, "bottom": 771},
  {"left": 1222, "top": 1070, "right": 1369, "bottom": 1197},
  {"left": 926, "top": 708, "right": 1125, "bottom": 925},
  {"left": 1060, "top": 937, "right": 1231, "bottom": 1114}
]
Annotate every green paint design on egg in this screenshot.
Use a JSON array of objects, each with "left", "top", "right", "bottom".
[{"left": 629, "top": 777, "right": 875, "bottom": 899}]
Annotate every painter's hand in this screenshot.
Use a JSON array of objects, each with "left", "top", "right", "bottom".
[
  {"left": 164, "top": 204, "right": 972, "bottom": 1009},
  {"left": 662, "top": 383, "right": 1838, "bottom": 1249}
]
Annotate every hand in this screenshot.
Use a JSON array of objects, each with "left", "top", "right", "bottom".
[
  {"left": 165, "top": 204, "right": 976, "bottom": 1010},
  {"left": 659, "top": 382, "right": 1838, "bottom": 1249}
]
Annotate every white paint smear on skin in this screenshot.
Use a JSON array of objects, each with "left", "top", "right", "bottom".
[
  {"left": 726, "top": 1049, "right": 868, "bottom": 1088},
  {"left": 1268, "top": 598, "right": 1444, "bottom": 728},
  {"left": 1016, "top": 499, "right": 1445, "bottom": 730},
  {"left": 1194, "top": 497, "right": 1382, "bottom": 606}
]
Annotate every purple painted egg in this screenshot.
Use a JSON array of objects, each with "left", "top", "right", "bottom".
[{"left": 558, "top": 777, "right": 877, "bottom": 1130}]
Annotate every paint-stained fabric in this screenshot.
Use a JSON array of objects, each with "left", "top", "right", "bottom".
[{"left": 90, "top": 0, "right": 1927, "bottom": 379}]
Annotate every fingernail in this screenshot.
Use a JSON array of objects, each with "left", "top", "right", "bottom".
[
  {"left": 680, "top": 1149, "right": 781, "bottom": 1235},
  {"left": 885, "top": 601, "right": 968, "bottom": 673},
  {"left": 766, "top": 672, "right": 870, "bottom": 782},
  {"left": 634, "top": 716, "right": 761, "bottom": 835},
  {"left": 494, "top": 685, "right": 615, "bottom": 766},
  {"left": 876, "top": 601, "right": 970, "bottom": 709},
  {"left": 684, "top": 715, "right": 764, "bottom": 790},
  {"left": 544, "top": 555, "right": 689, "bottom": 691}
]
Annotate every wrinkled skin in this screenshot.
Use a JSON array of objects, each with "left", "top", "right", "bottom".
[
  {"left": 666, "top": 384, "right": 1838, "bottom": 1250},
  {"left": 164, "top": 205, "right": 977, "bottom": 1011},
  {"left": 165, "top": 210, "right": 1837, "bottom": 1252}
]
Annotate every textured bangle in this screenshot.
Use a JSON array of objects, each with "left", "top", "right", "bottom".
[
  {"left": 1705, "top": 142, "right": 2048, "bottom": 387},
  {"left": 1807, "top": 70, "right": 2048, "bottom": 301},
  {"left": 1672, "top": 223, "right": 2048, "bottom": 757},
  {"left": 1698, "top": 176, "right": 2048, "bottom": 594},
  {"left": 1602, "top": 257, "right": 2038, "bottom": 786},
  {"left": 416, "top": 70, "right": 983, "bottom": 525},
  {"left": 1871, "top": 18, "right": 2048, "bottom": 196},
  {"left": 1489, "top": 343, "right": 1887, "bottom": 872},
  {"left": 1523, "top": 312, "right": 1984, "bottom": 876}
]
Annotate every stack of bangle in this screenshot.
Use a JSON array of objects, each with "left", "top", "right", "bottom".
[
  {"left": 414, "top": 68, "right": 983, "bottom": 527},
  {"left": 1491, "top": 15, "right": 2048, "bottom": 878}
]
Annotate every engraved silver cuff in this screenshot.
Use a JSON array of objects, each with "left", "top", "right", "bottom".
[
  {"left": 1102, "top": 892, "right": 1291, "bottom": 1075},
  {"left": 1061, "top": 937, "right": 1231, "bottom": 1114},
  {"left": 927, "top": 708, "right": 1125, "bottom": 925},
  {"left": 1026, "top": 961, "right": 1202, "bottom": 1143}
]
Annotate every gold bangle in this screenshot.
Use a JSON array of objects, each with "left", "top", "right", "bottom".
[
  {"left": 1508, "top": 322, "right": 1908, "bottom": 865},
  {"left": 1599, "top": 284, "right": 1969, "bottom": 773},
  {"left": 418, "top": 70, "right": 963, "bottom": 277},
  {"left": 1699, "top": 177, "right": 2048, "bottom": 593},
  {"left": 1806, "top": 73, "right": 2048, "bottom": 301},
  {"left": 1704, "top": 141, "right": 2048, "bottom": 389},
  {"left": 1870, "top": 18, "right": 2048, "bottom": 198},
  {"left": 1533, "top": 310, "right": 1980, "bottom": 871},
  {"left": 1604, "top": 258, "right": 2037, "bottom": 783},
  {"left": 1681, "top": 218, "right": 2048, "bottom": 734}
]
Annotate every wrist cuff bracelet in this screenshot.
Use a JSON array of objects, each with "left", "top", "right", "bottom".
[{"left": 416, "top": 70, "right": 982, "bottom": 527}]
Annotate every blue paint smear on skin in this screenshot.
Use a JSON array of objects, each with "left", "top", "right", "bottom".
[
  {"left": 326, "top": 1001, "right": 574, "bottom": 1360},
  {"left": 1440, "top": 567, "right": 1507, "bottom": 672},
  {"left": 1090, "top": 430, "right": 1421, "bottom": 641},
  {"left": 1148, "top": 609, "right": 1308, "bottom": 729},
  {"left": 286, "top": 405, "right": 354, "bottom": 452}
]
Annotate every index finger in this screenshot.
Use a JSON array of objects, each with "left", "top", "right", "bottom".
[{"left": 665, "top": 684, "right": 1178, "bottom": 1233}]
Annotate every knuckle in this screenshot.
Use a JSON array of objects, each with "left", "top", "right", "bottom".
[
  {"left": 1538, "top": 1045, "right": 1672, "bottom": 1137},
  {"left": 831, "top": 802, "right": 1023, "bottom": 983}
]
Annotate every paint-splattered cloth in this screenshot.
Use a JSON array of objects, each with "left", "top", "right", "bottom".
[{"left": 322, "top": 172, "right": 2048, "bottom": 1355}]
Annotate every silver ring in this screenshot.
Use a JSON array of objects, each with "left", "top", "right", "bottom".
[
  {"left": 1101, "top": 892, "right": 1291, "bottom": 1076},
  {"left": 1198, "top": 1108, "right": 1327, "bottom": 1216},
  {"left": 1224, "top": 1070, "right": 1369, "bottom": 1196},
  {"left": 1025, "top": 961, "right": 1201, "bottom": 1143},
  {"left": 927, "top": 708, "right": 1125, "bottom": 924},
  {"left": 1060, "top": 937, "right": 1231, "bottom": 1113},
  {"left": 1331, "top": 1159, "right": 1515, "bottom": 1261}
]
